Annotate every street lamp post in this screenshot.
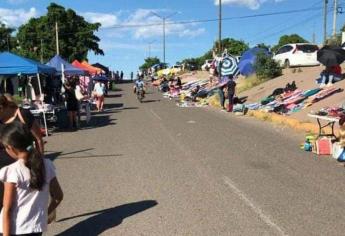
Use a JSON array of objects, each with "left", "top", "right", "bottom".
[
  {"left": 147, "top": 40, "right": 155, "bottom": 58},
  {"left": 151, "top": 11, "right": 178, "bottom": 64}
]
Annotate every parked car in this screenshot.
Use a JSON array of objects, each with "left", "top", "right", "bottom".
[
  {"left": 171, "top": 64, "right": 182, "bottom": 73},
  {"left": 201, "top": 59, "right": 214, "bottom": 71},
  {"left": 151, "top": 63, "right": 168, "bottom": 73},
  {"left": 273, "top": 43, "right": 320, "bottom": 68}
]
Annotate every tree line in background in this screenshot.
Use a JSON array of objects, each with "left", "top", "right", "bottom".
[
  {"left": 139, "top": 29, "right": 345, "bottom": 79},
  {"left": 0, "top": 3, "right": 103, "bottom": 62}
]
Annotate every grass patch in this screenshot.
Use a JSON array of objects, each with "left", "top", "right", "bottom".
[{"left": 237, "top": 75, "right": 270, "bottom": 94}]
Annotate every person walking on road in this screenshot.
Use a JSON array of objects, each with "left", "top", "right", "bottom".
[
  {"left": 120, "top": 71, "right": 124, "bottom": 81},
  {"left": 93, "top": 81, "right": 105, "bottom": 112},
  {"left": 0, "top": 121, "right": 63, "bottom": 236}
]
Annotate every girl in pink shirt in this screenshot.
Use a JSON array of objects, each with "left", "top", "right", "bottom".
[{"left": 0, "top": 122, "right": 63, "bottom": 236}]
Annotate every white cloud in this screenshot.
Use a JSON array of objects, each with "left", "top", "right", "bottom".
[
  {"left": 0, "top": 7, "right": 37, "bottom": 27},
  {"left": 82, "top": 12, "right": 119, "bottom": 28},
  {"left": 215, "top": 0, "right": 284, "bottom": 10},
  {"left": 120, "top": 9, "right": 205, "bottom": 39}
]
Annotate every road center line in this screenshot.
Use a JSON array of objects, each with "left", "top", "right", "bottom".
[
  {"left": 150, "top": 109, "right": 162, "bottom": 120},
  {"left": 223, "top": 176, "right": 287, "bottom": 236}
]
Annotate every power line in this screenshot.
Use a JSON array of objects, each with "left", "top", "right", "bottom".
[
  {"left": 99, "top": 6, "right": 322, "bottom": 30},
  {"left": 244, "top": 0, "right": 324, "bottom": 42},
  {"left": 8, "top": 6, "right": 324, "bottom": 40},
  {"left": 249, "top": 7, "right": 334, "bottom": 45}
]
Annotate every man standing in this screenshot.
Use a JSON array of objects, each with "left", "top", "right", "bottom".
[{"left": 120, "top": 71, "right": 124, "bottom": 81}]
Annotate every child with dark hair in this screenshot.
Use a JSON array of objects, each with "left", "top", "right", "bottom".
[{"left": 0, "top": 121, "right": 63, "bottom": 236}]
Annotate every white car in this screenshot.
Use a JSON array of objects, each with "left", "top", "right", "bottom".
[
  {"left": 201, "top": 59, "right": 214, "bottom": 71},
  {"left": 273, "top": 43, "right": 320, "bottom": 68}
]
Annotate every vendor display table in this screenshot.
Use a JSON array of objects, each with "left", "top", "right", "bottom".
[{"left": 308, "top": 114, "right": 339, "bottom": 139}]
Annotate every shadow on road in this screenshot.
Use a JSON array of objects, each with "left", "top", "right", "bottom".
[
  {"left": 55, "top": 200, "right": 158, "bottom": 236},
  {"left": 141, "top": 99, "right": 160, "bottom": 103},
  {"left": 103, "top": 103, "right": 124, "bottom": 110},
  {"left": 106, "top": 94, "right": 122, "bottom": 98},
  {"left": 79, "top": 115, "right": 117, "bottom": 130}
]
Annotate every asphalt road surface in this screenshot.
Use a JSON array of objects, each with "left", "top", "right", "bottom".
[{"left": 47, "top": 83, "right": 345, "bottom": 236}]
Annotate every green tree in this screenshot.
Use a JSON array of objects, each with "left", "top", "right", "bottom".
[
  {"left": 139, "top": 57, "right": 161, "bottom": 70},
  {"left": 216, "top": 38, "right": 249, "bottom": 56},
  {"left": 254, "top": 52, "right": 282, "bottom": 80},
  {"left": 16, "top": 3, "right": 103, "bottom": 62},
  {"left": 272, "top": 34, "right": 308, "bottom": 52},
  {"left": 0, "top": 23, "right": 15, "bottom": 52}
]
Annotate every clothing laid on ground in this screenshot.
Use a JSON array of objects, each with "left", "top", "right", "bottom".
[{"left": 0, "top": 159, "right": 56, "bottom": 235}]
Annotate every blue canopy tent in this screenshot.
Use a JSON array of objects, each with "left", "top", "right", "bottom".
[
  {"left": 0, "top": 52, "right": 56, "bottom": 75},
  {"left": 46, "top": 55, "right": 85, "bottom": 75},
  {"left": 0, "top": 52, "right": 57, "bottom": 136},
  {"left": 238, "top": 47, "right": 270, "bottom": 77}
]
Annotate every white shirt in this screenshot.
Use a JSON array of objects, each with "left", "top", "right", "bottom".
[
  {"left": 94, "top": 82, "right": 105, "bottom": 95},
  {"left": 0, "top": 159, "right": 56, "bottom": 234}
]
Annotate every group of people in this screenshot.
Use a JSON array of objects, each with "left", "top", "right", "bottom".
[
  {"left": 63, "top": 77, "right": 106, "bottom": 130},
  {"left": 0, "top": 94, "right": 63, "bottom": 235}
]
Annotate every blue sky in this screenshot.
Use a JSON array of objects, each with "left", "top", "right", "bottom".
[{"left": 1, "top": 0, "right": 345, "bottom": 77}]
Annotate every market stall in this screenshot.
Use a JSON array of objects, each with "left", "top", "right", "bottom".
[{"left": 0, "top": 52, "right": 56, "bottom": 136}]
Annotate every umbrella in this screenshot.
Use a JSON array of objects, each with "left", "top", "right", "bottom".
[
  {"left": 93, "top": 75, "right": 109, "bottom": 81},
  {"left": 218, "top": 55, "right": 239, "bottom": 77},
  {"left": 317, "top": 45, "right": 345, "bottom": 67}
]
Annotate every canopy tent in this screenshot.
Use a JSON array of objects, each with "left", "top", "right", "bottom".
[
  {"left": 92, "top": 63, "right": 109, "bottom": 75},
  {"left": 0, "top": 52, "right": 56, "bottom": 75},
  {"left": 81, "top": 61, "right": 104, "bottom": 74},
  {"left": 72, "top": 60, "right": 100, "bottom": 75},
  {"left": 0, "top": 52, "right": 56, "bottom": 137},
  {"left": 238, "top": 47, "right": 270, "bottom": 77},
  {"left": 46, "top": 55, "right": 85, "bottom": 75}
]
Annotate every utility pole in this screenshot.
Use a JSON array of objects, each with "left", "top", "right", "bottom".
[
  {"left": 163, "top": 18, "right": 166, "bottom": 63},
  {"left": 40, "top": 39, "right": 43, "bottom": 63},
  {"left": 148, "top": 40, "right": 155, "bottom": 58},
  {"left": 55, "top": 21, "right": 60, "bottom": 55},
  {"left": 332, "top": 0, "right": 338, "bottom": 38},
  {"left": 151, "top": 11, "right": 178, "bottom": 64},
  {"left": 218, "top": 0, "right": 222, "bottom": 54},
  {"left": 6, "top": 36, "right": 9, "bottom": 51},
  {"left": 324, "top": 0, "right": 328, "bottom": 44}
]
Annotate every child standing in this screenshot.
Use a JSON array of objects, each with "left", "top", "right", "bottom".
[{"left": 0, "top": 121, "right": 63, "bottom": 236}]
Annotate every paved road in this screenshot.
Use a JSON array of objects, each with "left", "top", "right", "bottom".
[{"left": 47, "top": 84, "right": 345, "bottom": 236}]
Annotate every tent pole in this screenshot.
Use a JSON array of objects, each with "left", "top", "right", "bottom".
[{"left": 37, "top": 73, "right": 48, "bottom": 137}]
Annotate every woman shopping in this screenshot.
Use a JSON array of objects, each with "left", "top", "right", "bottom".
[{"left": 93, "top": 81, "right": 105, "bottom": 112}]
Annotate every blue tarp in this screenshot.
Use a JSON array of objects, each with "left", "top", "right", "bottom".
[
  {"left": 46, "top": 55, "right": 85, "bottom": 75},
  {"left": 238, "top": 47, "right": 270, "bottom": 77},
  {"left": 0, "top": 52, "right": 56, "bottom": 75}
]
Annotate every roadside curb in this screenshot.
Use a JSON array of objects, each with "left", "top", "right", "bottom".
[{"left": 246, "top": 110, "right": 338, "bottom": 136}]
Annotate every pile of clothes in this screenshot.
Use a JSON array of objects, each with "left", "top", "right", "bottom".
[{"left": 245, "top": 81, "right": 343, "bottom": 115}]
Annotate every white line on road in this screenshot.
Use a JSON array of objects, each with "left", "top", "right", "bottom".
[
  {"left": 150, "top": 109, "right": 162, "bottom": 120},
  {"left": 223, "top": 176, "right": 287, "bottom": 236}
]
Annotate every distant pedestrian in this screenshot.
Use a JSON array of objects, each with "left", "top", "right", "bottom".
[
  {"left": 0, "top": 121, "right": 63, "bottom": 236},
  {"left": 130, "top": 72, "right": 134, "bottom": 81},
  {"left": 93, "top": 81, "right": 105, "bottom": 112},
  {"left": 120, "top": 71, "right": 124, "bottom": 81},
  {"left": 64, "top": 79, "right": 79, "bottom": 130},
  {"left": 226, "top": 78, "right": 236, "bottom": 112}
]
